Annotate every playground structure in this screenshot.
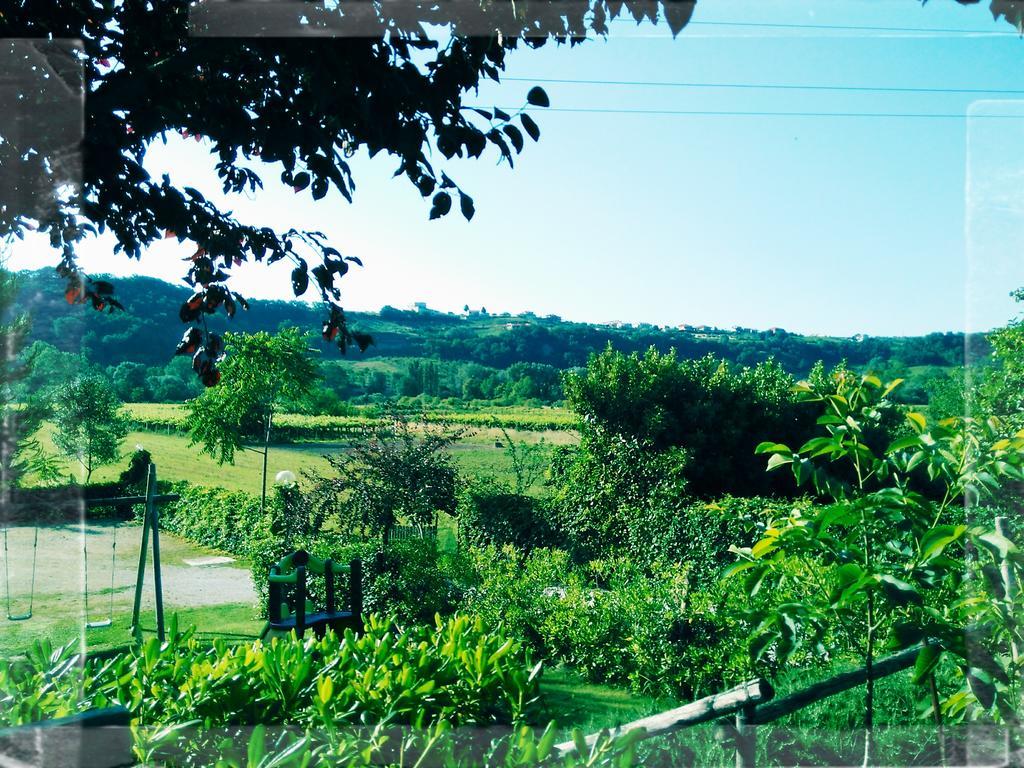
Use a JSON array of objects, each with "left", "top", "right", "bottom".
[
  {"left": 263, "top": 550, "right": 363, "bottom": 639},
  {"left": 0, "top": 463, "right": 179, "bottom": 643}
]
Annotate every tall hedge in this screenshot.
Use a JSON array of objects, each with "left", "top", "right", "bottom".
[{"left": 160, "top": 482, "right": 268, "bottom": 555}]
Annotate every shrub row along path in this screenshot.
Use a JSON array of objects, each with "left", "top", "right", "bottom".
[{"left": 0, "top": 522, "right": 258, "bottom": 656}]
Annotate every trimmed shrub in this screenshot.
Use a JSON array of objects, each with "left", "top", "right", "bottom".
[
  {"left": 2, "top": 616, "right": 560, "bottom": 767},
  {"left": 160, "top": 482, "right": 268, "bottom": 555},
  {"left": 624, "top": 495, "right": 812, "bottom": 586},
  {"left": 457, "top": 479, "right": 559, "bottom": 552}
]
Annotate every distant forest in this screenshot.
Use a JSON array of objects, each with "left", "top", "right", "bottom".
[{"left": 12, "top": 269, "right": 981, "bottom": 408}]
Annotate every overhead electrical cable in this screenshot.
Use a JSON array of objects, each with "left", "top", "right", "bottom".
[
  {"left": 607, "top": 18, "right": 1019, "bottom": 36},
  {"left": 478, "top": 107, "right": 1024, "bottom": 119},
  {"left": 501, "top": 76, "right": 1024, "bottom": 96}
]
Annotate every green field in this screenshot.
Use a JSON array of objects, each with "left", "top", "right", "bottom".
[{"left": 37, "top": 420, "right": 576, "bottom": 495}]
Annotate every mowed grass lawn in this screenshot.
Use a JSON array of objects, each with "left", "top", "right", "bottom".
[{"left": 35, "top": 423, "right": 576, "bottom": 495}]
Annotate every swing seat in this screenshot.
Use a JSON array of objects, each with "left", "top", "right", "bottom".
[
  {"left": 264, "top": 551, "right": 363, "bottom": 639},
  {"left": 4, "top": 524, "right": 39, "bottom": 623},
  {"left": 86, "top": 619, "right": 112, "bottom": 629}
]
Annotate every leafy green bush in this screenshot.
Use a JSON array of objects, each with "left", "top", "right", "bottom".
[
  {"left": 103, "top": 614, "right": 540, "bottom": 730},
  {"left": 161, "top": 482, "right": 269, "bottom": 555},
  {"left": 623, "top": 495, "right": 809, "bottom": 586},
  {"left": 563, "top": 347, "right": 815, "bottom": 497},
  {"left": 458, "top": 478, "right": 560, "bottom": 552},
  {"left": 0, "top": 639, "right": 95, "bottom": 727},
  {"left": 1, "top": 615, "right": 582, "bottom": 766},
  {"left": 549, "top": 433, "right": 689, "bottom": 560},
  {"left": 360, "top": 539, "right": 476, "bottom": 625},
  {"left": 734, "top": 374, "right": 1024, "bottom": 730},
  {"left": 464, "top": 546, "right": 751, "bottom": 698}
]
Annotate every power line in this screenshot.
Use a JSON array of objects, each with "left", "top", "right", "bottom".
[
  {"left": 483, "top": 106, "right": 1024, "bottom": 119},
  {"left": 608, "top": 18, "right": 1018, "bottom": 36},
  {"left": 502, "top": 76, "right": 1024, "bottom": 96}
]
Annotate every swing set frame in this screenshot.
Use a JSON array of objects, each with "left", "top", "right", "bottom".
[
  {"left": 1, "top": 463, "right": 178, "bottom": 642},
  {"left": 84, "top": 463, "right": 178, "bottom": 643}
]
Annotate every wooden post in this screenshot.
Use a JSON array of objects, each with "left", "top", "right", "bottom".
[
  {"left": 324, "top": 560, "right": 336, "bottom": 614},
  {"left": 735, "top": 705, "right": 756, "bottom": 768},
  {"left": 147, "top": 464, "right": 165, "bottom": 642},
  {"left": 295, "top": 565, "right": 306, "bottom": 638}
]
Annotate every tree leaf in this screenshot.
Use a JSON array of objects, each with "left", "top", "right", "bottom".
[
  {"left": 966, "top": 668, "right": 996, "bottom": 709},
  {"left": 520, "top": 113, "right": 541, "bottom": 141},
  {"left": 459, "top": 191, "right": 475, "bottom": 221},
  {"left": 291, "top": 264, "right": 308, "bottom": 296},
  {"left": 503, "top": 124, "right": 524, "bottom": 153},
  {"left": 887, "top": 435, "right": 923, "bottom": 454},
  {"left": 429, "top": 192, "right": 452, "bottom": 220},
  {"left": 662, "top": 0, "right": 695, "bottom": 36},
  {"left": 919, "top": 525, "right": 966, "bottom": 563},
  {"left": 755, "top": 441, "right": 791, "bottom": 455},
  {"left": 906, "top": 412, "right": 928, "bottom": 433},
  {"left": 526, "top": 86, "right": 550, "bottom": 107},
  {"left": 877, "top": 574, "right": 923, "bottom": 606},
  {"left": 912, "top": 645, "right": 942, "bottom": 684}
]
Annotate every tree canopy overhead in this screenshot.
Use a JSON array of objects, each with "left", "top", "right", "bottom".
[{"left": 0, "top": 0, "right": 1017, "bottom": 382}]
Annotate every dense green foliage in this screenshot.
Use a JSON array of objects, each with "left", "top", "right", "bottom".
[
  {"left": 457, "top": 479, "right": 558, "bottom": 552},
  {"left": 161, "top": 482, "right": 269, "bottom": 556},
  {"left": 463, "top": 546, "right": 750, "bottom": 700},
  {"left": 563, "top": 348, "right": 815, "bottom": 497},
  {"left": 188, "top": 329, "right": 319, "bottom": 509},
  {"left": 188, "top": 329, "right": 319, "bottom": 462},
  {"left": 0, "top": 268, "right": 57, "bottom": 491},
  {"left": 548, "top": 432, "right": 689, "bottom": 559},
  {"left": 0, "top": 618, "right": 597, "bottom": 766},
  {"left": 734, "top": 373, "right": 1024, "bottom": 733}
]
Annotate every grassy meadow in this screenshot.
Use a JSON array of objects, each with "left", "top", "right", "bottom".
[{"left": 35, "top": 410, "right": 577, "bottom": 495}]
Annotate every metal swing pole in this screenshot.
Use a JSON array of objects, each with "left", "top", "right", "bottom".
[
  {"left": 149, "top": 464, "right": 166, "bottom": 642},
  {"left": 129, "top": 463, "right": 165, "bottom": 642},
  {"left": 128, "top": 494, "right": 150, "bottom": 640}
]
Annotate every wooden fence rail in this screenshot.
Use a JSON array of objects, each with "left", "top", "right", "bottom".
[
  {"left": 554, "top": 679, "right": 773, "bottom": 757},
  {"left": 557, "top": 644, "right": 928, "bottom": 766},
  {"left": 749, "top": 644, "right": 922, "bottom": 726}
]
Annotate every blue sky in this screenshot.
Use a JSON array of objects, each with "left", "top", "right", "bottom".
[{"left": 11, "top": 0, "right": 1024, "bottom": 336}]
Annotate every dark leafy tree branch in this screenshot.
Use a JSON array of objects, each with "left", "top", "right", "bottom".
[{"left": 0, "top": 0, "right": 700, "bottom": 383}]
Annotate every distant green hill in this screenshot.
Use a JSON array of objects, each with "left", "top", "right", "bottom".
[{"left": 11, "top": 268, "right": 981, "bottom": 406}]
